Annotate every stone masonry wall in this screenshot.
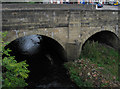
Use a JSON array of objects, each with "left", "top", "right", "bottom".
[{"left": 2, "top": 3, "right": 119, "bottom": 60}]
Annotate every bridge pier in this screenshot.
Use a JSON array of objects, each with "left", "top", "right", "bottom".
[{"left": 65, "top": 42, "right": 81, "bottom": 61}]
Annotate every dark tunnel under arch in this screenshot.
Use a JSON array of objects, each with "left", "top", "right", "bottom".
[
  {"left": 4, "top": 34, "right": 67, "bottom": 85},
  {"left": 82, "top": 30, "right": 120, "bottom": 51}
]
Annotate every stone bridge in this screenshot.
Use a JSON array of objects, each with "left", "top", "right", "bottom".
[{"left": 2, "top": 3, "right": 120, "bottom": 60}]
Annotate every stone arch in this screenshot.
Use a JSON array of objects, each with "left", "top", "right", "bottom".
[
  {"left": 81, "top": 30, "right": 120, "bottom": 51},
  {"left": 4, "top": 34, "right": 68, "bottom": 84},
  {"left": 82, "top": 29, "right": 117, "bottom": 46},
  {"left": 5, "top": 33, "right": 67, "bottom": 62},
  {"left": 4, "top": 30, "right": 65, "bottom": 49}
]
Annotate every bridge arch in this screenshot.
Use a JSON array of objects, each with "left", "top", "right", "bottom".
[
  {"left": 4, "top": 30, "right": 66, "bottom": 49},
  {"left": 81, "top": 30, "right": 120, "bottom": 52},
  {"left": 82, "top": 29, "right": 117, "bottom": 45},
  {"left": 5, "top": 34, "right": 67, "bottom": 62},
  {"left": 5, "top": 34, "right": 67, "bottom": 83}
]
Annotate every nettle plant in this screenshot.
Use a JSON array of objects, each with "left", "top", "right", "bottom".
[{"left": 0, "top": 32, "right": 30, "bottom": 87}]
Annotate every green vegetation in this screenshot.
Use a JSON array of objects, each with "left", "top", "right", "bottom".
[
  {"left": 64, "top": 62, "right": 93, "bottom": 87},
  {"left": 0, "top": 32, "right": 30, "bottom": 88},
  {"left": 65, "top": 41, "right": 120, "bottom": 87},
  {"left": 80, "top": 41, "right": 119, "bottom": 79}
]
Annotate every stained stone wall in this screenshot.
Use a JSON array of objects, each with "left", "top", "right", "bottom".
[{"left": 2, "top": 3, "right": 120, "bottom": 60}]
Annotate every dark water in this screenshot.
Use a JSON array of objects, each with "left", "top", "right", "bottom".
[{"left": 5, "top": 35, "right": 78, "bottom": 88}]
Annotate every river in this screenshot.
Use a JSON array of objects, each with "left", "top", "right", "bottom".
[{"left": 5, "top": 35, "right": 79, "bottom": 88}]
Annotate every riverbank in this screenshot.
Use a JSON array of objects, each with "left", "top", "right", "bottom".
[{"left": 64, "top": 41, "right": 120, "bottom": 87}]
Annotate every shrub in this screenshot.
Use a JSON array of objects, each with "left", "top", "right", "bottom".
[{"left": 0, "top": 32, "right": 30, "bottom": 88}]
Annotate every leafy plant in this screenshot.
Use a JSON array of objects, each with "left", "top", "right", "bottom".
[{"left": 0, "top": 32, "right": 30, "bottom": 88}]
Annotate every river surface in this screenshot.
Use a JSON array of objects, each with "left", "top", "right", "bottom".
[{"left": 5, "top": 35, "right": 79, "bottom": 88}]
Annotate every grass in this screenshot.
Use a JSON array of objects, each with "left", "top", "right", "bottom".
[
  {"left": 80, "top": 41, "right": 119, "bottom": 80},
  {"left": 64, "top": 41, "right": 120, "bottom": 87}
]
